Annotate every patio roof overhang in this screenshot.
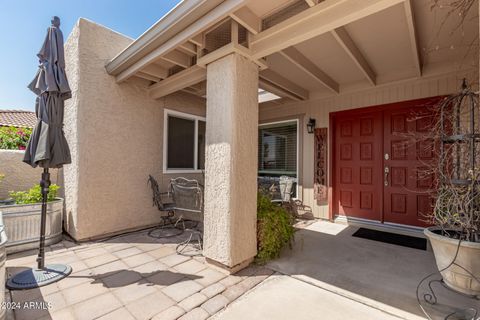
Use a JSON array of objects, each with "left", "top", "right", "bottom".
[{"left": 105, "top": 0, "right": 478, "bottom": 104}]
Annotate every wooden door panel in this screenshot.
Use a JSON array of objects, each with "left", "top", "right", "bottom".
[
  {"left": 334, "top": 111, "right": 383, "bottom": 221},
  {"left": 383, "top": 101, "right": 438, "bottom": 227}
]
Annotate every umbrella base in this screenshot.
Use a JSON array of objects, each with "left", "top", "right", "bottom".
[{"left": 6, "top": 264, "right": 72, "bottom": 290}]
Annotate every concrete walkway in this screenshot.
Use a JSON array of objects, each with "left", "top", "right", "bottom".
[
  {"left": 212, "top": 274, "right": 405, "bottom": 320},
  {"left": 214, "top": 221, "right": 479, "bottom": 320}
]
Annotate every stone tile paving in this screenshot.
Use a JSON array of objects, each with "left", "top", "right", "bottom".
[{"left": 5, "top": 229, "right": 274, "bottom": 320}]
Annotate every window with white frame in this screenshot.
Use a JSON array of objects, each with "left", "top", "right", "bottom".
[
  {"left": 164, "top": 110, "right": 206, "bottom": 172},
  {"left": 258, "top": 120, "right": 298, "bottom": 179}
]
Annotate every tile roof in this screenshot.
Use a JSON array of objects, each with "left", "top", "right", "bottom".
[{"left": 0, "top": 110, "right": 37, "bottom": 128}]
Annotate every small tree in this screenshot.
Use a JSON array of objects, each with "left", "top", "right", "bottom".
[
  {"left": 408, "top": 82, "right": 479, "bottom": 242},
  {"left": 434, "top": 83, "right": 479, "bottom": 242}
]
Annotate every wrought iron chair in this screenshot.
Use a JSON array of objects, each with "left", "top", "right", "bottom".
[
  {"left": 169, "top": 177, "right": 203, "bottom": 256},
  {"left": 147, "top": 175, "right": 184, "bottom": 238}
]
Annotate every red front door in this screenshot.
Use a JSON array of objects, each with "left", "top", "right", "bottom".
[
  {"left": 334, "top": 110, "right": 383, "bottom": 222},
  {"left": 383, "top": 104, "right": 436, "bottom": 227},
  {"left": 332, "top": 98, "right": 438, "bottom": 227}
]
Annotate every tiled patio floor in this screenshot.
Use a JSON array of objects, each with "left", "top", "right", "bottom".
[{"left": 5, "top": 229, "right": 274, "bottom": 320}]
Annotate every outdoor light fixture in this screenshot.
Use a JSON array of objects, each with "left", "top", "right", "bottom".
[{"left": 307, "top": 118, "right": 316, "bottom": 134}]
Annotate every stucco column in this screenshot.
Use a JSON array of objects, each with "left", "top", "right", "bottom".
[{"left": 203, "top": 53, "right": 259, "bottom": 272}]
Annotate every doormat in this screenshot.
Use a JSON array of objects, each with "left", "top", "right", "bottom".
[{"left": 352, "top": 228, "right": 427, "bottom": 250}]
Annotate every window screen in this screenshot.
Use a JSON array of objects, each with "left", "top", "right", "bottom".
[
  {"left": 167, "top": 116, "right": 195, "bottom": 169},
  {"left": 258, "top": 121, "right": 297, "bottom": 177}
]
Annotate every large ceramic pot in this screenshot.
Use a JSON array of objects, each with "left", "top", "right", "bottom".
[
  {"left": 424, "top": 227, "right": 480, "bottom": 296},
  {"left": 0, "top": 198, "right": 63, "bottom": 254}
]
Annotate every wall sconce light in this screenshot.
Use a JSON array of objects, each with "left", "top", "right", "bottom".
[{"left": 307, "top": 118, "right": 316, "bottom": 134}]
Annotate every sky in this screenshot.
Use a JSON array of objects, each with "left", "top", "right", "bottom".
[{"left": 0, "top": 0, "right": 181, "bottom": 111}]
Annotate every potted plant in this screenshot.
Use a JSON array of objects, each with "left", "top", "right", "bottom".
[
  {"left": 423, "top": 84, "right": 480, "bottom": 296},
  {"left": 256, "top": 192, "right": 295, "bottom": 264},
  {"left": 0, "top": 183, "right": 63, "bottom": 253}
]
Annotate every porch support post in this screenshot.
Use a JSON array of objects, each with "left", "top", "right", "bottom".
[{"left": 203, "top": 53, "right": 258, "bottom": 272}]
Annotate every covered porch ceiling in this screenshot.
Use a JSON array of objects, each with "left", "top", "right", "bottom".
[{"left": 105, "top": 0, "right": 479, "bottom": 104}]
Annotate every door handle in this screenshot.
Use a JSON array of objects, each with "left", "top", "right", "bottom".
[{"left": 384, "top": 166, "right": 389, "bottom": 186}]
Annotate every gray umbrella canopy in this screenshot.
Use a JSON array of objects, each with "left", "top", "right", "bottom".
[{"left": 24, "top": 17, "right": 71, "bottom": 168}]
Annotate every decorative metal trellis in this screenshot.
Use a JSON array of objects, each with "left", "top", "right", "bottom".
[
  {"left": 416, "top": 80, "right": 480, "bottom": 320},
  {"left": 438, "top": 79, "right": 480, "bottom": 241}
]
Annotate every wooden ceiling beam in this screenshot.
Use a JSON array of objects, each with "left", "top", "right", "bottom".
[
  {"left": 259, "top": 69, "right": 309, "bottom": 100},
  {"left": 259, "top": 78, "right": 301, "bottom": 101},
  {"left": 160, "top": 50, "right": 192, "bottom": 68},
  {"left": 250, "top": 0, "right": 404, "bottom": 60},
  {"left": 230, "top": 6, "right": 261, "bottom": 34},
  {"left": 136, "top": 72, "right": 161, "bottom": 82},
  {"left": 280, "top": 47, "right": 339, "bottom": 93},
  {"left": 403, "top": 0, "right": 422, "bottom": 77},
  {"left": 178, "top": 41, "right": 197, "bottom": 55},
  {"left": 141, "top": 64, "right": 169, "bottom": 79},
  {"left": 191, "top": 81, "right": 207, "bottom": 96},
  {"left": 304, "top": 0, "right": 320, "bottom": 7},
  {"left": 189, "top": 33, "right": 204, "bottom": 47},
  {"left": 149, "top": 65, "right": 206, "bottom": 99},
  {"left": 331, "top": 26, "right": 376, "bottom": 85}
]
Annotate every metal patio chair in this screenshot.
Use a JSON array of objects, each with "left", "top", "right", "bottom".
[
  {"left": 279, "top": 175, "right": 296, "bottom": 202},
  {"left": 278, "top": 175, "right": 298, "bottom": 218},
  {"left": 260, "top": 175, "right": 296, "bottom": 204},
  {"left": 147, "top": 175, "right": 184, "bottom": 238},
  {"left": 170, "top": 177, "right": 204, "bottom": 256}
]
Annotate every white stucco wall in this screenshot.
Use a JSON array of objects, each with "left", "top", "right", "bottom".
[
  {"left": 260, "top": 68, "right": 478, "bottom": 220},
  {"left": 64, "top": 18, "right": 206, "bottom": 240},
  {"left": 0, "top": 150, "right": 60, "bottom": 199}
]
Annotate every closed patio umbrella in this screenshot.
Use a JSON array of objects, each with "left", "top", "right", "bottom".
[{"left": 7, "top": 16, "right": 72, "bottom": 290}]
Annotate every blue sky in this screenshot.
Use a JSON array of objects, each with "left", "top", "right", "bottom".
[{"left": 0, "top": 0, "right": 181, "bottom": 111}]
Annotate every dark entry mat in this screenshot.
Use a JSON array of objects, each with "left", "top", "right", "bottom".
[{"left": 352, "top": 228, "right": 427, "bottom": 251}]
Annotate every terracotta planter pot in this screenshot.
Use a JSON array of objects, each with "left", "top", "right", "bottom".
[{"left": 424, "top": 227, "right": 480, "bottom": 296}]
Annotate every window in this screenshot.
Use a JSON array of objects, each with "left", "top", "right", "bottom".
[
  {"left": 164, "top": 110, "right": 206, "bottom": 172},
  {"left": 258, "top": 120, "right": 298, "bottom": 178},
  {"left": 258, "top": 120, "right": 299, "bottom": 198}
]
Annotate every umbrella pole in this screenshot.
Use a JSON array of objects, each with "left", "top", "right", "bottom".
[
  {"left": 6, "top": 167, "right": 72, "bottom": 290},
  {"left": 37, "top": 168, "right": 50, "bottom": 270}
]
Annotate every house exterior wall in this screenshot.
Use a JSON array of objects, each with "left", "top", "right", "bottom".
[
  {"left": 259, "top": 68, "right": 478, "bottom": 220},
  {"left": 0, "top": 150, "right": 60, "bottom": 199},
  {"left": 63, "top": 19, "right": 205, "bottom": 240}
]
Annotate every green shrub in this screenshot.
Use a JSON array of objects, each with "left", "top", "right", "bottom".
[
  {"left": 0, "top": 126, "right": 32, "bottom": 150},
  {"left": 9, "top": 184, "right": 60, "bottom": 204},
  {"left": 256, "top": 192, "right": 295, "bottom": 264}
]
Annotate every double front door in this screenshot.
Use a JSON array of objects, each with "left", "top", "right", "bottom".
[{"left": 332, "top": 98, "right": 438, "bottom": 227}]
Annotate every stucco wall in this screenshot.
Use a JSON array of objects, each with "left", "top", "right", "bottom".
[
  {"left": 0, "top": 150, "right": 60, "bottom": 199},
  {"left": 260, "top": 68, "right": 478, "bottom": 220},
  {"left": 203, "top": 54, "right": 258, "bottom": 269},
  {"left": 64, "top": 19, "right": 205, "bottom": 240}
]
